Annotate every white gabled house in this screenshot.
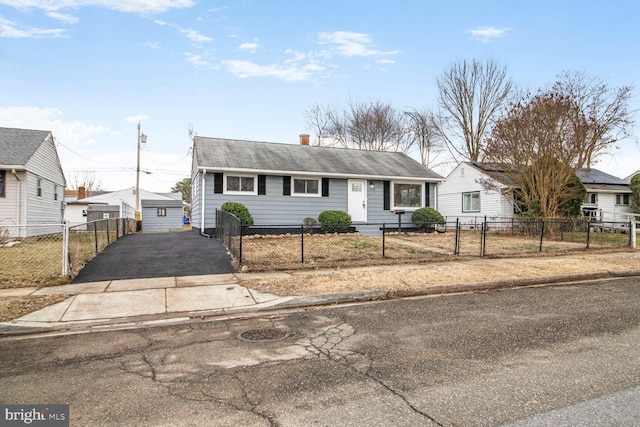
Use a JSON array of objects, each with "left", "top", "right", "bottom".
[
  {"left": 0, "top": 127, "right": 66, "bottom": 237},
  {"left": 437, "top": 162, "right": 517, "bottom": 224},
  {"left": 577, "top": 168, "right": 634, "bottom": 221},
  {"left": 437, "top": 161, "right": 635, "bottom": 223},
  {"left": 64, "top": 187, "right": 183, "bottom": 232},
  {"left": 191, "top": 134, "right": 444, "bottom": 235}
]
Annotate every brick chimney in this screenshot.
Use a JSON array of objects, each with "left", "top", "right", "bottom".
[
  {"left": 77, "top": 186, "right": 86, "bottom": 200},
  {"left": 299, "top": 134, "right": 310, "bottom": 146}
]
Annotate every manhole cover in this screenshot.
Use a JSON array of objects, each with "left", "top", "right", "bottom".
[{"left": 237, "top": 329, "right": 290, "bottom": 342}]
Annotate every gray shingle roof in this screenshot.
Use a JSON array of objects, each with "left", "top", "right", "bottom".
[
  {"left": 467, "top": 162, "right": 519, "bottom": 187},
  {"left": 577, "top": 168, "right": 631, "bottom": 192},
  {"left": 0, "top": 127, "right": 51, "bottom": 166},
  {"left": 194, "top": 136, "right": 443, "bottom": 181},
  {"left": 576, "top": 168, "right": 630, "bottom": 186}
]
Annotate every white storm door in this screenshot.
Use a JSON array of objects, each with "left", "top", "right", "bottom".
[{"left": 347, "top": 179, "right": 367, "bottom": 222}]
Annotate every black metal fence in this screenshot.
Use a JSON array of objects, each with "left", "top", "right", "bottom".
[
  {"left": 216, "top": 209, "right": 242, "bottom": 262},
  {"left": 213, "top": 216, "right": 637, "bottom": 271},
  {"left": 68, "top": 218, "right": 137, "bottom": 277}
]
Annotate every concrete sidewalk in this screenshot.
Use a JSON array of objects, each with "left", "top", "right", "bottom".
[
  {"left": 2, "top": 252, "right": 640, "bottom": 337},
  {"left": 0, "top": 274, "right": 300, "bottom": 335}
]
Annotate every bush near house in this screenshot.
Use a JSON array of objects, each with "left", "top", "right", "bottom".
[
  {"left": 318, "top": 210, "right": 352, "bottom": 233},
  {"left": 412, "top": 207, "right": 445, "bottom": 231},
  {"left": 221, "top": 202, "right": 254, "bottom": 225}
]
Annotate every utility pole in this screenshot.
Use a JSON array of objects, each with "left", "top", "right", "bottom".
[{"left": 136, "top": 122, "right": 147, "bottom": 221}]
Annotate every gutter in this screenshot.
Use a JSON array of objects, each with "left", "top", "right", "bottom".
[{"left": 197, "top": 166, "right": 443, "bottom": 183}]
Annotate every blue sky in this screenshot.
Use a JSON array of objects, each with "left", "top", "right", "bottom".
[{"left": 1, "top": 0, "right": 639, "bottom": 192}]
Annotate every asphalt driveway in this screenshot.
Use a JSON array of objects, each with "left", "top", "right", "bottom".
[{"left": 72, "top": 231, "right": 235, "bottom": 283}]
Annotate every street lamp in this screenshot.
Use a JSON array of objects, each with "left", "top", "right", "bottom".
[{"left": 136, "top": 122, "right": 147, "bottom": 221}]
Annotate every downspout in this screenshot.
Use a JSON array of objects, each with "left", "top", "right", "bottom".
[
  {"left": 11, "top": 169, "right": 21, "bottom": 225},
  {"left": 200, "top": 169, "right": 211, "bottom": 238}
]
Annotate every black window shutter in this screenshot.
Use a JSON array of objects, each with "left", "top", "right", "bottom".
[
  {"left": 283, "top": 176, "right": 291, "bottom": 196},
  {"left": 383, "top": 181, "right": 390, "bottom": 210},
  {"left": 322, "top": 178, "right": 329, "bottom": 197},
  {"left": 258, "top": 175, "right": 267, "bottom": 195},
  {"left": 214, "top": 173, "right": 223, "bottom": 194},
  {"left": 424, "top": 183, "right": 430, "bottom": 207}
]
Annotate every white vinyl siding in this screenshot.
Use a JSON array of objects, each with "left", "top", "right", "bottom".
[
  {"left": 616, "top": 194, "right": 630, "bottom": 206},
  {"left": 462, "top": 192, "right": 480, "bottom": 212},
  {"left": 437, "top": 163, "right": 516, "bottom": 222}
]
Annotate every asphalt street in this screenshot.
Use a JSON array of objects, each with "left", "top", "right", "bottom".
[
  {"left": 1, "top": 278, "right": 639, "bottom": 426},
  {"left": 72, "top": 231, "right": 235, "bottom": 283}
]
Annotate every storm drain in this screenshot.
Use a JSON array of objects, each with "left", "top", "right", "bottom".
[{"left": 237, "top": 329, "right": 290, "bottom": 342}]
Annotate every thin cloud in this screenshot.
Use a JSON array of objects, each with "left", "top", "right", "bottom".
[
  {"left": 154, "top": 20, "right": 213, "bottom": 44},
  {"left": 468, "top": 26, "right": 512, "bottom": 42},
  {"left": 318, "top": 31, "right": 399, "bottom": 57},
  {"left": 184, "top": 52, "right": 211, "bottom": 67},
  {"left": 125, "top": 114, "right": 149, "bottom": 124},
  {"left": 0, "top": 1, "right": 195, "bottom": 14},
  {"left": 46, "top": 11, "right": 79, "bottom": 24},
  {"left": 143, "top": 41, "right": 162, "bottom": 50},
  {"left": 0, "top": 16, "right": 66, "bottom": 38},
  {"left": 222, "top": 60, "right": 324, "bottom": 82},
  {"left": 180, "top": 28, "right": 213, "bottom": 43},
  {"left": 0, "top": 106, "right": 111, "bottom": 148},
  {"left": 238, "top": 42, "right": 258, "bottom": 53}
]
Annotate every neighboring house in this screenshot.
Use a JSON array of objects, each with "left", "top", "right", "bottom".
[
  {"left": 191, "top": 134, "right": 444, "bottom": 235},
  {"left": 437, "top": 162, "right": 518, "bottom": 224},
  {"left": 437, "top": 161, "right": 634, "bottom": 223},
  {"left": 624, "top": 170, "right": 640, "bottom": 182},
  {"left": 577, "top": 168, "right": 633, "bottom": 221},
  {"left": 0, "top": 127, "right": 66, "bottom": 237},
  {"left": 141, "top": 199, "right": 183, "bottom": 233},
  {"left": 64, "top": 187, "right": 182, "bottom": 229}
]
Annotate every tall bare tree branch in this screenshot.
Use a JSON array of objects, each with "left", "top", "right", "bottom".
[{"left": 435, "top": 58, "right": 513, "bottom": 162}]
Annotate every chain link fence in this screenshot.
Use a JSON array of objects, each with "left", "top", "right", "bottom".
[
  {"left": 0, "top": 219, "right": 136, "bottom": 287},
  {"left": 215, "top": 217, "right": 637, "bottom": 272}
]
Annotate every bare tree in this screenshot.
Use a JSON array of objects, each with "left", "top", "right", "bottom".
[
  {"left": 483, "top": 91, "right": 586, "bottom": 217},
  {"left": 435, "top": 58, "right": 513, "bottom": 162},
  {"left": 303, "top": 104, "right": 333, "bottom": 146},
  {"left": 553, "top": 71, "right": 635, "bottom": 168},
  {"left": 68, "top": 172, "right": 103, "bottom": 191},
  {"left": 404, "top": 107, "right": 445, "bottom": 168},
  {"left": 305, "top": 100, "right": 413, "bottom": 152}
]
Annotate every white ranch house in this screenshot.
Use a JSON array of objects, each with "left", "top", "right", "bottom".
[{"left": 437, "top": 162, "right": 635, "bottom": 224}]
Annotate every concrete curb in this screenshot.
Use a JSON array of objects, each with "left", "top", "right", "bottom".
[{"left": 2, "top": 270, "right": 640, "bottom": 338}]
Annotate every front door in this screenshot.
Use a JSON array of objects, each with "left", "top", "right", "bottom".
[{"left": 347, "top": 179, "right": 367, "bottom": 222}]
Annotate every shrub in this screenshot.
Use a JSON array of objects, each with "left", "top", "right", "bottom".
[
  {"left": 318, "top": 210, "right": 352, "bottom": 233},
  {"left": 303, "top": 217, "right": 318, "bottom": 233},
  {"left": 411, "top": 207, "right": 445, "bottom": 231},
  {"left": 220, "top": 202, "right": 254, "bottom": 225}
]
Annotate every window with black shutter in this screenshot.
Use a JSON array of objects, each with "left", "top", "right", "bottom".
[
  {"left": 258, "top": 175, "right": 267, "bottom": 195},
  {"left": 283, "top": 176, "right": 291, "bottom": 196}
]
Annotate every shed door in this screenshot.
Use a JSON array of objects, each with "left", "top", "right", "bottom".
[{"left": 347, "top": 179, "right": 367, "bottom": 222}]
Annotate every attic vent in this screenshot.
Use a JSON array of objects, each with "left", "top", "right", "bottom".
[{"left": 460, "top": 168, "right": 465, "bottom": 177}]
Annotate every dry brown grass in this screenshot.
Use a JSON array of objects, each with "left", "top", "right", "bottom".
[
  {"left": 240, "top": 230, "right": 629, "bottom": 271},
  {"left": 0, "top": 294, "right": 69, "bottom": 322},
  {"left": 243, "top": 251, "right": 640, "bottom": 297}
]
